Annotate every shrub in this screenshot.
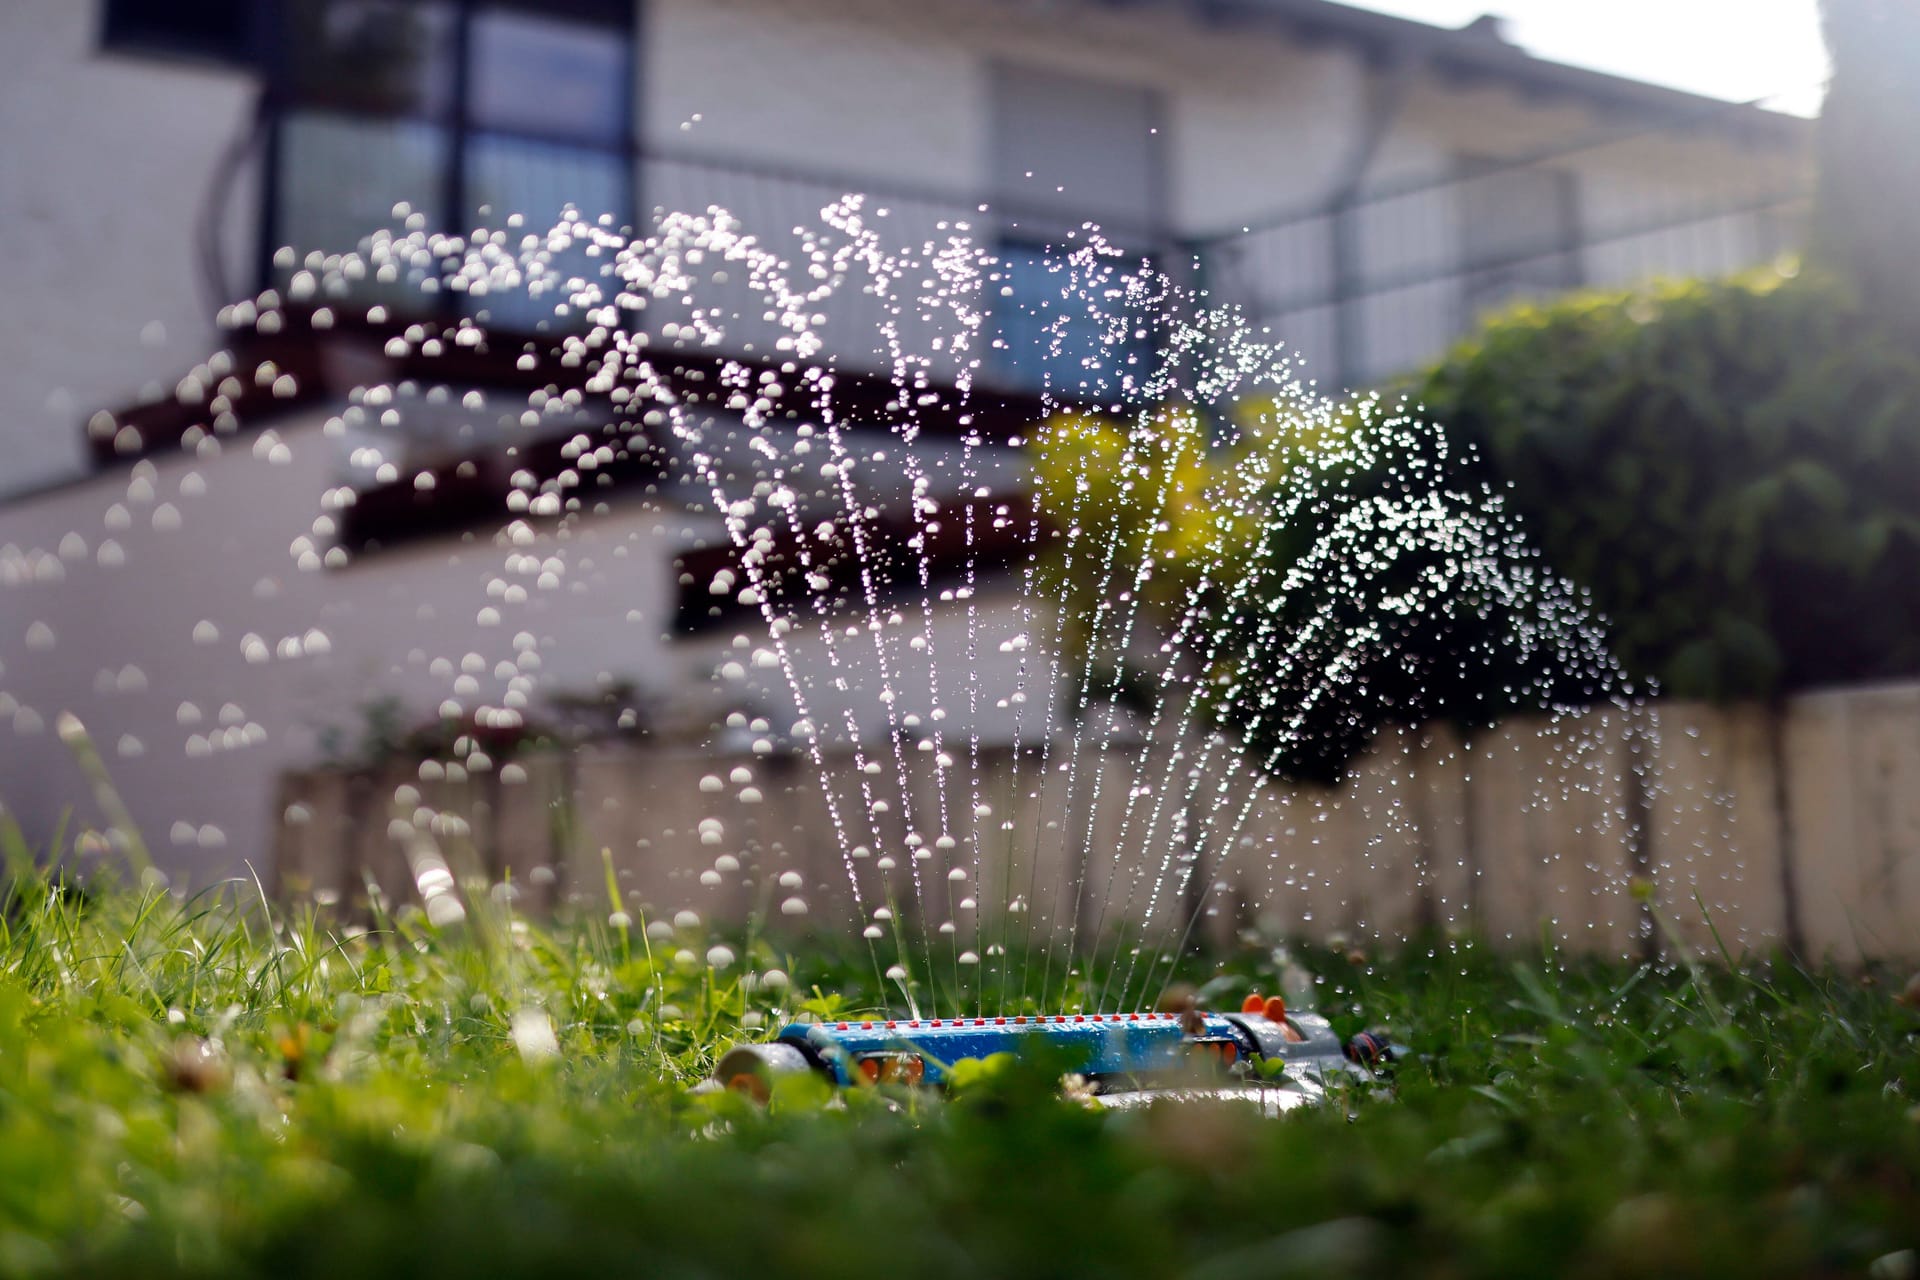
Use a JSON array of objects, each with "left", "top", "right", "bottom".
[
  {"left": 1416, "top": 266, "right": 1920, "bottom": 700},
  {"left": 1032, "top": 397, "right": 1618, "bottom": 784}
]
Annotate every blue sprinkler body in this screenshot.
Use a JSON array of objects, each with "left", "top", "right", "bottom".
[{"left": 713, "top": 996, "right": 1397, "bottom": 1108}]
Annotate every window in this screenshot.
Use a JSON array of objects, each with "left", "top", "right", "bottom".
[
  {"left": 992, "top": 241, "right": 1156, "bottom": 402},
  {"left": 467, "top": 9, "right": 628, "bottom": 142},
  {"left": 101, "top": 0, "right": 257, "bottom": 66},
  {"left": 986, "top": 64, "right": 1164, "bottom": 398},
  {"left": 1457, "top": 155, "right": 1582, "bottom": 318},
  {"left": 268, "top": 0, "right": 635, "bottom": 331}
]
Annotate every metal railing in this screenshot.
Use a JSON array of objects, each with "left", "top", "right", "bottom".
[
  {"left": 1190, "top": 93, "right": 1815, "bottom": 388},
  {"left": 267, "top": 92, "right": 1815, "bottom": 399}
]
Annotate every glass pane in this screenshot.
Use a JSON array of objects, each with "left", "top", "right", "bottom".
[
  {"left": 990, "top": 244, "right": 1152, "bottom": 400},
  {"left": 468, "top": 7, "right": 628, "bottom": 142},
  {"left": 462, "top": 134, "right": 631, "bottom": 332},
  {"left": 285, "top": 0, "right": 455, "bottom": 117},
  {"left": 276, "top": 111, "right": 449, "bottom": 314}
]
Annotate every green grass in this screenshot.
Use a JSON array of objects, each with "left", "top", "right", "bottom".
[{"left": 0, "top": 852, "right": 1916, "bottom": 1280}]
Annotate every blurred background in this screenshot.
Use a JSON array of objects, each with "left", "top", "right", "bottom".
[
  {"left": 1, "top": 0, "right": 1819, "bottom": 501},
  {"left": 7, "top": 0, "right": 1918, "bottom": 961}
]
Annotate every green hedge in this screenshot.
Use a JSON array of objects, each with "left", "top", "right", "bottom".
[
  {"left": 1417, "top": 267, "right": 1920, "bottom": 700},
  {"left": 1033, "top": 398, "right": 1619, "bottom": 785}
]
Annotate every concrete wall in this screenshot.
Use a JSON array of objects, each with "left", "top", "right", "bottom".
[
  {"left": 0, "top": 400, "right": 697, "bottom": 883},
  {"left": 0, "top": 0, "right": 259, "bottom": 499},
  {"left": 276, "top": 687, "right": 1920, "bottom": 964}
]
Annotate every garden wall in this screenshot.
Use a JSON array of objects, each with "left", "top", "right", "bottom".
[{"left": 272, "top": 682, "right": 1920, "bottom": 962}]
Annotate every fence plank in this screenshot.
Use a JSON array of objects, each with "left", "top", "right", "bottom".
[
  {"left": 491, "top": 753, "right": 568, "bottom": 915},
  {"left": 1419, "top": 724, "right": 1475, "bottom": 939},
  {"left": 1785, "top": 691, "right": 1863, "bottom": 964},
  {"left": 1847, "top": 689, "right": 1920, "bottom": 957}
]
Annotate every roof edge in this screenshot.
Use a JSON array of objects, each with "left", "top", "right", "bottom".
[{"left": 1156, "top": 0, "right": 1812, "bottom": 133}]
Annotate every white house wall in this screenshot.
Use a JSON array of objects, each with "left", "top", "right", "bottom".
[
  {"left": 637, "top": 0, "right": 1380, "bottom": 383},
  {"left": 642, "top": 0, "right": 986, "bottom": 194},
  {"left": 650, "top": 0, "right": 1378, "bottom": 232},
  {"left": 1572, "top": 133, "right": 1809, "bottom": 289},
  {"left": 0, "top": 0, "right": 259, "bottom": 500},
  {"left": 0, "top": 407, "right": 688, "bottom": 881},
  {"left": 1212, "top": 64, "right": 1809, "bottom": 383}
]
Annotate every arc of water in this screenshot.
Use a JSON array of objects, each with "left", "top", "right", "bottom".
[
  {"left": 263, "top": 196, "right": 1625, "bottom": 1022},
  {"left": 998, "top": 232, "right": 1163, "bottom": 1013},
  {"left": 1122, "top": 489, "right": 1494, "bottom": 1004},
  {"left": 1093, "top": 398, "right": 1424, "bottom": 1007},
  {"left": 1033, "top": 251, "right": 1190, "bottom": 1014},
  {"left": 861, "top": 223, "right": 1004, "bottom": 1015},
  {"left": 1054, "top": 293, "right": 1292, "bottom": 1011},
  {"left": 614, "top": 206, "right": 915, "bottom": 992},
  {"left": 1123, "top": 485, "right": 1624, "bottom": 1010},
  {"left": 1082, "top": 314, "right": 1317, "bottom": 1010}
]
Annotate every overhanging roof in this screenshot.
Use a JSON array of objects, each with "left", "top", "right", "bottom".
[{"left": 1096, "top": 0, "right": 1812, "bottom": 140}]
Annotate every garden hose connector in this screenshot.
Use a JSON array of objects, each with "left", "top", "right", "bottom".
[{"left": 1343, "top": 1029, "right": 1396, "bottom": 1068}]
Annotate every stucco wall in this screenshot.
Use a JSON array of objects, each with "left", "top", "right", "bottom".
[
  {"left": 0, "top": 0, "right": 258, "bottom": 499},
  {"left": 0, "top": 406, "right": 682, "bottom": 880}
]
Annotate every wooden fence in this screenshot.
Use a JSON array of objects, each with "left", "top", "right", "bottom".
[{"left": 273, "top": 682, "right": 1920, "bottom": 961}]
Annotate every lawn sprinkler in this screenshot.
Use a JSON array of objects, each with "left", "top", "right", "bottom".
[{"left": 713, "top": 993, "right": 1399, "bottom": 1114}]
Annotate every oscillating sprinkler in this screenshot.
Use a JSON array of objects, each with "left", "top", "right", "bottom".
[{"left": 713, "top": 993, "right": 1399, "bottom": 1113}]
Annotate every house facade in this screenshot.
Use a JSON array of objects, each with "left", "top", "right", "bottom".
[{"left": 0, "top": 0, "right": 1812, "bottom": 883}]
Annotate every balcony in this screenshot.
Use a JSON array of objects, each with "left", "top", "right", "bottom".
[{"left": 266, "top": 123, "right": 1807, "bottom": 415}]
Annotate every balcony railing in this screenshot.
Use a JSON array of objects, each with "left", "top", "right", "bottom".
[
  {"left": 1194, "top": 137, "right": 1811, "bottom": 388},
  {"left": 265, "top": 96, "right": 1812, "bottom": 406}
]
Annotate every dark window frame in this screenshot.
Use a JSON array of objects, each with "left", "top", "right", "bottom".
[{"left": 99, "top": 0, "right": 261, "bottom": 69}]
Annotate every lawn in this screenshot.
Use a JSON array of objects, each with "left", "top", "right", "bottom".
[{"left": 1, "top": 850, "right": 1916, "bottom": 1280}]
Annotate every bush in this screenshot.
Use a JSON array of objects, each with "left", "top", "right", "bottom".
[
  {"left": 1033, "top": 397, "right": 1618, "bottom": 784},
  {"left": 1416, "top": 267, "right": 1920, "bottom": 700}
]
